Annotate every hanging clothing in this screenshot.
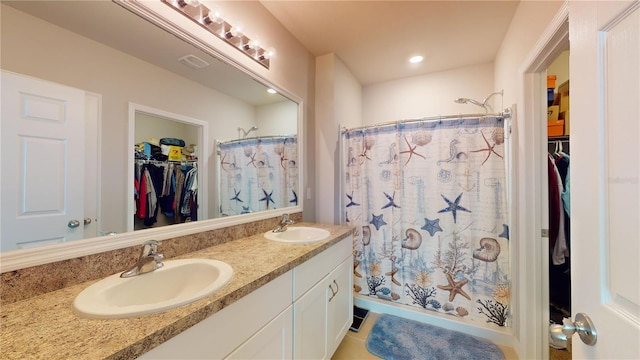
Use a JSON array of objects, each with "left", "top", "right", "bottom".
[
  {"left": 555, "top": 153, "right": 571, "bottom": 217},
  {"left": 134, "top": 160, "right": 197, "bottom": 227},
  {"left": 548, "top": 154, "right": 569, "bottom": 265}
]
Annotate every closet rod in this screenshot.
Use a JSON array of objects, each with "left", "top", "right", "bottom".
[
  {"left": 135, "top": 159, "right": 197, "bottom": 165},
  {"left": 341, "top": 108, "right": 512, "bottom": 134}
]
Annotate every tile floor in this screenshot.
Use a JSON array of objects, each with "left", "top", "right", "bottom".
[{"left": 332, "top": 312, "right": 520, "bottom": 360}]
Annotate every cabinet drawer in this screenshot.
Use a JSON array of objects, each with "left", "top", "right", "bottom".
[{"left": 293, "top": 235, "right": 352, "bottom": 300}]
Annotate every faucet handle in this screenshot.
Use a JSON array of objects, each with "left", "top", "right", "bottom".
[
  {"left": 282, "top": 213, "right": 295, "bottom": 223},
  {"left": 141, "top": 240, "right": 161, "bottom": 256}
]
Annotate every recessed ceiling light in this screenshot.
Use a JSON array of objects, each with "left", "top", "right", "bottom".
[
  {"left": 409, "top": 55, "right": 424, "bottom": 64},
  {"left": 267, "top": 88, "right": 277, "bottom": 94}
]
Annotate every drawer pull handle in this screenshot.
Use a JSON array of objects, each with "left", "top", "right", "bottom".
[{"left": 328, "top": 280, "right": 339, "bottom": 302}]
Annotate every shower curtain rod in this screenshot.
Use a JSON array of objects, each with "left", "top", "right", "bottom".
[
  {"left": 217, "top": 134, "right": 296, "bottom": 146},
  {"left": 340, "top": 108, "right": 512, "bottom": 134}
]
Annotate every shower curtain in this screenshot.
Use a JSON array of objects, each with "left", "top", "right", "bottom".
[
  {"left": 218, "top": 136, "right": 298, "bottom": 216},
  {"left": 343, "top": 117, "right": 511, "bottom": 328}
]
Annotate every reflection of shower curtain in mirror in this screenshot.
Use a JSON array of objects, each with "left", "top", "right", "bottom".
[
  {"left": 343, "top": 117, "right": 511, "bottom": 329},
  {"left": 219, "top": 136, "right": 298, "bottom": 216}
]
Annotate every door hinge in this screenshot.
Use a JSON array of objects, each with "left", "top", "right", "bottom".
[{"left": 541, "top": 229, "right": 549, "bottom": 237}]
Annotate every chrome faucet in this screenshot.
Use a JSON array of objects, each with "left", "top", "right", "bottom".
[
  {"left": 120, "top": 240, "right": 164, "bottom": 278},
  {"left": 272, "top": 214, "right": 295, "bottom": 233}
]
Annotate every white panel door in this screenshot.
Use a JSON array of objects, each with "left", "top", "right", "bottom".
[
  {"left": 569, "top": 1, "right": 640, "bottom": 358},
  {"left": 1, "top": 71, "right": 85, "bottom": 250}
]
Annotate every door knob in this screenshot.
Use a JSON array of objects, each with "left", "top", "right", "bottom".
[
  {"left": 562, "top": 313, "right": 597, "bottom": 346},
  {"left": 84, "top": 217, "right": 92, "bottom": 225},
  {"left": 67, "top": 219, "right": 80, "bottom": 228}
]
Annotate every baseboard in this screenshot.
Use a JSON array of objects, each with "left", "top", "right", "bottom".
[{"left": 354, "top": 294, "right": 515, "bottom": 348}]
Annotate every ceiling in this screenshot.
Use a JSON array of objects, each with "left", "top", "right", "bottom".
[
  {"left": 6, "top": 1, "right": 521, "bottom": 98},
  {"left": 260, "top": 1, "right": 520, "bottom": 85}
]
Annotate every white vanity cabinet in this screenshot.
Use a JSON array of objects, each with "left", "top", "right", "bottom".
[
  {"left": 293, "top": 236, "right": 353, "bottom": 359},
  {"left": 139, "top": 271, "right": 293, "bottom": 359},
  {"left": 139, "top": 234, "right": 353, "bottom": 360},
  {"left": 226, "top": 306, "right": 293, "bottom": 359}
]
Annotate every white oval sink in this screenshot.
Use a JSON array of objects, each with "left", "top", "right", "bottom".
[
  {"left": 74, "top": 259, "right": 233, "bottom": 319},
  {"left": 264, "top": 226, "right": 331, "bottom": 244}
]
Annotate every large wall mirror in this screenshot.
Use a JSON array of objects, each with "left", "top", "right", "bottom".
[{"left": 0, "top": 1, "right": 302, "bottom": 270}]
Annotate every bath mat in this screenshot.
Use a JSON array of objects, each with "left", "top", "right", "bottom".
[{"left": 366, "top": 314, "right": 505, "bottom": 360}]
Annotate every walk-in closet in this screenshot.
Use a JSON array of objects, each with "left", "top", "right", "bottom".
[{"left": 546, "top": 49, "right": 571, "bottom": 360}]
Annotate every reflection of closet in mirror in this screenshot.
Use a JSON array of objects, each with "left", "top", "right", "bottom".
[
  {"left": 128, "top": 104, "right": 209, "bottom": 232},
  {"left": 546, "top": 49, "right": 572, "bottom": 360}
]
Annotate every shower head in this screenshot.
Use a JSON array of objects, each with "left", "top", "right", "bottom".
[
  {"left": 455, "top": 98, "right": 484, "bottom": 107},
  {"left": 454, "top": 90, "right": 503, "bottom": 114},
  {"left": 238, "top": 126, "right": 259, "bottom": 138},
  {"left": 455, "top": 98, "right": 489, "bottom": 113}
]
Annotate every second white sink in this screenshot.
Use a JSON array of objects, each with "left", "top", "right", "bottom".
[
  {"left": 74, "top": 258, "right": 233, "bottom": 319},
  {"left": 264, "top": 226, "right": 330, "bottom": 244}
]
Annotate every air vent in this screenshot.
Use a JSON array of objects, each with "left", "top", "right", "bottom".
[{"left": 178, "top": 54, "right": 210, "bottom": 69}]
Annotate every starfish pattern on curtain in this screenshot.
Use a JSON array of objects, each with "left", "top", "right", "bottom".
[
  {"left": 218, "top": 136, "right": 298, "bottom": 216},
  {"left": 344, "top": 117, "right": 511, "bottom": 328}
]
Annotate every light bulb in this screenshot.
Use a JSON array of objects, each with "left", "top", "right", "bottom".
[
  {"left": 263, "top": 48, "right": 275, "bottom": 59},
  {"left": 177, "top": 0, "right": 199, "bottom": 7},
  {"left": 230, "top": 26, "right": 244, "bottom": 38},
  {"left": 203, "top": 11, "right": 224, "bottom": 25},
  {"left": 267, "top": 88, "right": 277, "bottom": 94},
  {"left": 248, "top": 39, "right": 260, "bottom": 50}
]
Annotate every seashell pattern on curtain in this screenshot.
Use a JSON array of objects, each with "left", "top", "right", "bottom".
[
  {"left": 219, "top": 136, "right": 298, "bottom": 216},
  {"left": 343, "top": 117, "right": 511, "bottom": 328}
]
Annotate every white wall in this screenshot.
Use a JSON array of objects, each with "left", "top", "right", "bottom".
[
  {"left": 494, "top": 1, "right": 564, "bottom": 107},
  {"left": 363, "top": 62, "right": 495, "bottom": 124},
  {"left": 315, "top": 54, "right": 362, "bottom": 224},
  {"left": 257, "top": 101, "right": 298, "bottom": 136},
  {"left": 135, "top": 114, "right": 199, "bottom": 146}
]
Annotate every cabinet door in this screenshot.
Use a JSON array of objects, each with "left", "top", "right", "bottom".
[
  {"left": 294, "top": 255, "right": 354, "bottom": 360},
  {"left": 293, "top": 277, "right": 329, "bottom": 359},
  {"left": 327, "top": 256, "right": 353, "bottom": 357},
  {"left": 226, "top": 306, "right": 293, "bottom": 360}
]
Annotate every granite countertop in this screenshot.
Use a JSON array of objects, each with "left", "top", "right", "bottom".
[{"left": 0, "top": 222, "right": 354, "bottom": 360}]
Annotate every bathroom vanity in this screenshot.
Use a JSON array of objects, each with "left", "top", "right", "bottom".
[
  {"left": 0, "top": 223, "right": 354, "bottom": 360},
  {"left": 140, "top": 233, "right": 352, "bottom": 359}
]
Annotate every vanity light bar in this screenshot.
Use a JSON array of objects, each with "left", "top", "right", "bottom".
[{"left": 163, "top": 0, "right": 273, "bottom": 69}]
